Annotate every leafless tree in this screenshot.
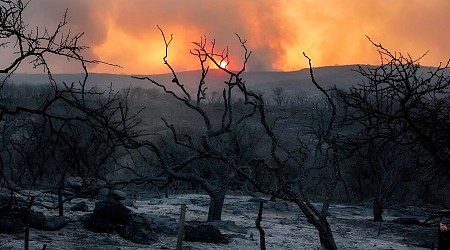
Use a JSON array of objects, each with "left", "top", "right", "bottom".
[
  {"left": 134, "top": 27, "right": 341, "bottom": 249},
  {"left": 271, "top": 87, "right": 288, "bottom": 107},
  {"left": 132, "top": 28, "right": 256, "bottom": 221},
  {"left": 342, "top": 136, "right": 413, "bottom": 221},
  {"left": 335, "top": 38, "right": 450, "bottom": 187},
  {"left": 0, "top": 0, "right": 142, "bottom": 216}
]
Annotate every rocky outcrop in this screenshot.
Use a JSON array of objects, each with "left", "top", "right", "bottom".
[
  {"left": 70, "top": 201, "right": 89, "bottom": 212},
  {"left": 84, "top": 198, "right": 158, "bottom": 244},
  {"left": 0, "top": 195, "right": 69, "bottom": 234}
]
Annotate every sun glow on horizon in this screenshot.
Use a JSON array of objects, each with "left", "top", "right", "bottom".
[{"left": 219, "top": 61, "right": 228, "bottom": 69}]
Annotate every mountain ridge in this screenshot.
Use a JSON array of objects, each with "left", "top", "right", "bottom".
[{"left": 2, "top": 65, "right": 373, "bottom": 95}]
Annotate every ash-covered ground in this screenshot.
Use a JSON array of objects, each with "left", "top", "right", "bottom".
[{"left": 0, "top": 192, "right": 440, "bottom": 249}]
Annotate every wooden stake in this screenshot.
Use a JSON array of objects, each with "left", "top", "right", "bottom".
[
  {"left": 256, "top": 201, "right": 266, "bottom": 250},
  {"left": 24, "top": 197, "right": 34, "bottom": 250},
  {"left": 176, "top": 204, "right": 187, "bottom": 250}
]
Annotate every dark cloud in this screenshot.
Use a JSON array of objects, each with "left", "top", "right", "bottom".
[
  {"left": 25, "top": 0, "right": 108, "bottom": 61},
  {"left": 2, "top": 0, "right": 449, "bottom": 73}
]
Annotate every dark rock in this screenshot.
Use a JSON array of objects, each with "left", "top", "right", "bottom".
[
  {"left": 93, "top": 199, "right": 132, "bottom": 224},
  {"left": 0, "top": 216, "right": 24, "bottom": 234},
  {"left": 0, "top": 194, "right": 28, "bottom": 209},
  {"left": 132, "top": 214, "right": 157, "bottom": 230},
  {"left": 86, "top": 199, "right": 131, "bottom": 233},
  {"left": 145, "top": 214, "right": 177, "bottom": 235},
  {"left": 84, "top": 199, "right": 157, "bottom": 244},
  {"left": 13, "top": 210, "right": 68, "bottom": 231},
  {"left": 85, "top": 199, "right": 131, "bottom": 233},
  {"left": 392, "top": 217, "right": 421, "bottom": 225},
  {"left": 208, "top": 220, "right": 248, "bottom": 234},
  {"left": 0, "top": 206, "right": 28, "bottom": 232},
  {"left": 29, "top": 211, "right": 47, "bottom": 228},
  {"left": 71, "top": 201, "right": 89, "bottom": 212},
  {"left": 184, "top": 224, "right": 230, "bottom": 244},
  {"left": 272, "top": 202, "right": 289, "bottom": 212},
  {"left": 0, "top": 197, "right": 68, "bottom": 233},
  {"left": 38, "top": 216, "right": 69, "bottom": 231},
  {"left": 248, "top": 197, "right": 266, "bottom": 203},
  {"left": 85, "top": 215, "right": 116, "bottom": 234},
  {"left": 96, "top": 189, "right": 127, "bottom": 201},
  {"left": 97, "top": 188, "right": 110, "bottom": 199},
  {"left": 110, "top": 190, "right": 127, "bottom": 200},
  {"left": 122, "top": 199, "right": 137, "bottom": 208},
  {"left": 0, "top": 207, "right": 44, "bottom": 233},
  {"left": 116, "top": 223, "right": 158, "bottom": 244},
  {"left": 65, "top": 176, "right": 83, "bottom": 192}
]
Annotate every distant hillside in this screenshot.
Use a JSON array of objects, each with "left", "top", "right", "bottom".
[
  {"left": 3, "top": 65, "right": 368, "bottom": 96},
  {"left": 242, "top": 65, "right": 364, "bottom": 95}
]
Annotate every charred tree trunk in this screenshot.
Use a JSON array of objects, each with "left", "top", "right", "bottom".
[
  {"left": 318, "top": 221, "right": 338, "bottom": 250},
  {"left": 373, "top": 195, "right": 383, "bottom": 222},
  {"left": 58, "top": 185, "right": 64, "bottom": 217},
  {"left": 207, "top": 189, "right": 226, "bottom": 222},
  {"left": 373, "top": 157, "right": 386, "bottom": 222},
  {"left": 294, "top": 200, "right": 338, "bottom": 250},
  {"left": 357, "top": 174, "right": 364, "bottom": 202}
]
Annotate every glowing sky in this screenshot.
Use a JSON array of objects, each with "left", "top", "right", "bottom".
[{"left": 14, "top": 0, "right": 450, "bottom": 74}]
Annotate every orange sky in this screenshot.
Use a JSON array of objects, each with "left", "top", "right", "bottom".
[{"left": 11, "top": 0, "right": 450, "bottom": 74}]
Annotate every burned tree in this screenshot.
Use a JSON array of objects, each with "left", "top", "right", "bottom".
[
  {"left": 335, "top": 38, "right": 450, "bottom": 187},
  {"left": 0, "top": 0, "right": 141, "bottom": 216},
  {"left": 134, "top": 28, "right": 341, "bottom": 249},
  {"left": 133, "top": 28, "right": 254, "bottom": 222},
  {"left": 343, "top": 136, "right": 413, "bottom": 221}
]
